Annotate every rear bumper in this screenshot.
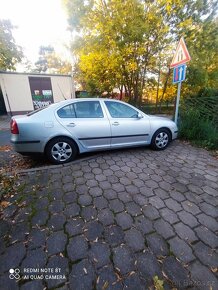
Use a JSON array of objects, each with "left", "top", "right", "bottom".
[{"left": 11, "top": 139, "right": 44, "bottom": 153}]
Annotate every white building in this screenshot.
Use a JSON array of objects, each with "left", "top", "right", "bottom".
[{"left": 0, "top": 71, "right": 75, "bottom": 116}]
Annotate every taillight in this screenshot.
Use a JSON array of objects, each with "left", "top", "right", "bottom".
[{"left": 11, "top": 119, "right": 19, "bottom": 134}]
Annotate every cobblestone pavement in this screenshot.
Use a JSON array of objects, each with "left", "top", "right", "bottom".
[{"left": 0, "top": 140, "right": 218, "bottom": 290}]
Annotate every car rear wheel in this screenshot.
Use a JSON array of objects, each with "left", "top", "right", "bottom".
[
  {"left": 151, "top": 129, "right": 171, "bottom": 150},
  {"left": 46, "top": 137, "right": 77, "bottom": 164}
]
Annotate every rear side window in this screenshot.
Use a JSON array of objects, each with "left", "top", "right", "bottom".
[
  {"left": 57, "top": 101, "right": 104, "bottom": 118},
  {"left": 57, "top": 104, "right": 76, "bottom": 118},
  {"left": 74, "top": 101, "right": 104, "bottom": 118}
]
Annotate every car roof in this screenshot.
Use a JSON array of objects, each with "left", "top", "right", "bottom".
[{"left": 52, "top": 98, "right": 122, "bottom": 107}]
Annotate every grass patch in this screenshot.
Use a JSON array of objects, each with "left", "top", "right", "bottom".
[{"left": 179, "top": 109, "right": 218, "bottom": 150}]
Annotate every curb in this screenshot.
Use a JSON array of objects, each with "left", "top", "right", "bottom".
[{"left": 16, "top": 153, "right": 102, "bottom": 175}]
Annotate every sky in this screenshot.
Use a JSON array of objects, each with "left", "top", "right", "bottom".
[{"left": 0, "top": 0, "right": 72, "bottom": 67}]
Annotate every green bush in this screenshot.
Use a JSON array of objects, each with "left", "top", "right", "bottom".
[{"left": 179, "top": 109, "right": 218, "bottom": 150}]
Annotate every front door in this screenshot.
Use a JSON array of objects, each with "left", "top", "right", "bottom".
[{"left": 104, "top": 101, "right": 150, "bottom": 147}]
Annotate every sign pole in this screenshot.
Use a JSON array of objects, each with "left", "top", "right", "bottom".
[{"left": 174, "top": 81, "right": 181, "bottom": 125}]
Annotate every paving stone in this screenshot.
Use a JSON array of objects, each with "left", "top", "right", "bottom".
[
  {"left": 163, "top": 256, "right": 191, "bottom": 289},
  {"left": 169, "top": 191, "right": 186, "bottom": 202},
  {"left": 202, "top": 186, "right": 218, "bottom": 197},
  {"left": 178, "top": 210, "right": 199, "bottom": 228},
  {"left": 172, "top": 182, "right": 188, "bottom": 193},
  {"left": 140, "top": 186, "right": 154, "bottom": 197},
  {"left": 69, "top": 259, "right": 95, "bottom": 290},
  {"left": 112, "top": 183, "right": 125, "bottom": 193},
  {"left": 199, "top": 203, "right": 218, "bottom": 218},
  {"left": 84, "top": 221, "right": 104, "bottom": 241},
  {"left": 104, "top": 225, "right": 124, "bottom": 246},
  {"left": 0, "top": 242, "right": 26, "bottom": 273},
  {"left": 98, "top": 208, "right": 114, "bottom": 226},
  {"left": 132, "top": 194, "right": 148, "bottom": 207},
  {"left": 103, "top": 189, "right": 117, "bottom": 200},
  {"left": 115, "top": 212, "right": 133, "bottom": 230},
  {"left": 9, "top": 222, "right": 29, "bottom": 243},
  {"left": 196, "top": 213, "right": 218, "bottom": 231},
  {"left": 63, "top": 191, "right": 77, "bottom": 204},
  {"left": 47, "top": 231, "right": 67, "bottom": 256},
  {"left": 174, "top": 222, "right": 198, "bottom": 243},
  {"left": 93, "top": 196, "right": 108, "bottom": 209},
  {"left": 117, "top": 192, "right": 132, "bottom": 203},
  {"left": 67, "top": 235, "right": 88, "bottom": 261},
  {"left": 165, "top": 198, "right": 182, "bottom": 212},
  {"left": 154, "top": 219, "right": 175, "bottom": 239},
  {"left": 182, "top": 200, "right": 201, "bottom": 215},
  {"left": 124, "top": 228, "right": 145, "bottom": 252},
  {"left": 78, "top": 194, "right": 92, "bottom": 206},
  {"left": 149, "top": 196, "right": 165, "bottom": 209},
  {"left": 65, "top": 218, "right": 84, "bottom": 237},
  {"left": 89, "top": 186, "right": 103, "bottom": 197},
  {"left": 46, "top": 256, "right": 69, "bottom": 288},
  {"left": 142, "top": 205, "right": 160, "bottom": 220},
  {"left": 146, "top": 233, "right": 169, "bottom": 257},
  {"left": 188, "top": 261, "right": 218, "bottom": 290},
  {"left": 27, "top": 228, "right": 47, "bottom": 250},
  {"left": 81, "top": 206, "right": 97, "bottom": 221},
  {"left": 21, "top": 248, "right": 47, "bottom": 269},
  {"left": 123, "top": 273, "right": 146, "bottom": 290},
  {"left": 89, "top": 242, "right": 110, "bottom": 269},
  {"left": 64, "top": 203, "right": 80, "bottom": 217},
  {"left": 20, "top": 281, "right": 43, "bottom": 290},
  {"left": 169, "top": 237, "right": 195, "bottom": 263},
  {"left": 134, "top": 216, "right": 154, "bottom": 235},
  {"left": 195, "top": 226, "right": 218, "bottom": 248},
  {"left": 193, "top": 241, "right": 218, "bottom": 268},
  {"left": 113, "top": 245, "right": 135, "bottom": 275},
  {"left": 47, "top": 214, "right": 66, "bottom": 231},
  {"left": 48, "top": 200, "right": 65, "bottom": 213},
  {"left": 160, "top": 208, "right": 179, "bottom": 224},
  {"left": 34, "top": 197, "right": 49, "bottom": 210},
  {"left": 125, "top": 202, "right": 142, "bottom": 216},
  {"left": 32, "top": 210, "right": 49, "bottom": 226},
  {"left": 136, "top": 251, "right": 162, "bottom": 281},
  {"left": 96, "top": 265, "right": 122, "bottom": 290},
  {"left": 108, "top": 199, "right": 124, "bottom": 213},
  {"left": 154, "top": 188, "right": 169, "bottom": 199}
]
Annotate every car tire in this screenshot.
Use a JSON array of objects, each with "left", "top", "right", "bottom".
[
  {"left": 151, "top": 128, "right": 171, "bottom": 150},
  {"left": 45, "top": 137, "right": 77, "bottom": 164}
]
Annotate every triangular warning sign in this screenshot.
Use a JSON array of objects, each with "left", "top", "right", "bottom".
[{"left": 170, "top": 37, "right": 191, "bottom": 68}]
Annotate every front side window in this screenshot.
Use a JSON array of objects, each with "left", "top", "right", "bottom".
[
  {"left": 73, "top": 101, "right": 104, "bottom": 118},
  {"left": 105, "top": 101, "right": 138, "bottom": 118}
]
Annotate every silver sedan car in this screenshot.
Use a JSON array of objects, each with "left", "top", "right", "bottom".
[{"left": 11, "top": 98, "right": 178, "bottom": 164}]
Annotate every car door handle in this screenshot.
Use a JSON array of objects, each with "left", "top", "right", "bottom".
[
  {"left": 67, "top": 122, "right": 76, "bottom": 127},
  {"left": 112, "top": 122, "right": 120, "bottom": 126}
]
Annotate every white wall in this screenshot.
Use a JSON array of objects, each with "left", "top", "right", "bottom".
[{"left": 0, "top": 73, "right": 74, "bottom": 115}]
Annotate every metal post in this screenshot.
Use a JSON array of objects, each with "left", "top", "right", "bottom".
[{"left": 174, "top": 81, "right": 181, "bottom": 125}]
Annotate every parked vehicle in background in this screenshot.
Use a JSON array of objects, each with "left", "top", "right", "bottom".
[{"left": 11, "top": 98, "right": 178, "bottom": 164}]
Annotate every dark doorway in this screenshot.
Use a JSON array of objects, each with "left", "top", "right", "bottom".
[{"left": 0, "top": 86, "right": 7, "bottom": 115}]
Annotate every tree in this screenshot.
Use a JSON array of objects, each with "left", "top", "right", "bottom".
[
  {"left": 64, "top": 0, "right": 217, "bottom": 104},
  {"left": 34, "top": 45, "right": 72, "bottom": 74},
  {"left": 0, "top": 19, "right": 23, "bottom": 70}
]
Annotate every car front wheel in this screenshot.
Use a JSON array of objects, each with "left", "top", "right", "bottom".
[
  {"left": 151, "top": 129, "right": 171, "bottom": 150},
  {"left": 46, "top": 137, "right": 77, "bottom": 164}
]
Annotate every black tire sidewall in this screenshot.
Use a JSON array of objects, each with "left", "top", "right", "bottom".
[
  {"left": 46, "top": 137, "right": 77, "bottom": 164},
  {"left": 151, "top": 129, "right": 171, "bottom": 150}
]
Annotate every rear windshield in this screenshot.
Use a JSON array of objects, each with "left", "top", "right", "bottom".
[{"left": 27, "top": 106, "right": 49, "bottom": 116}]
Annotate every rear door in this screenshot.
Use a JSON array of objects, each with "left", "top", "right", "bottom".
[
  {"left": 56, "top": 100, "right": 111, "bottom": 150},
  {"left": 103, "top": 100, "right": 150, "bottom": 147}
]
